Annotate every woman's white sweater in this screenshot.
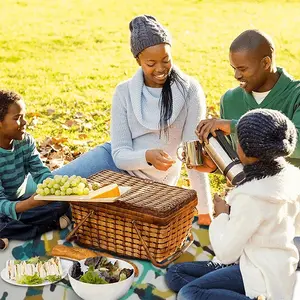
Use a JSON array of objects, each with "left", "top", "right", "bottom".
[{"left": 110, "top": 67, "right": 212, "bottom": 213}]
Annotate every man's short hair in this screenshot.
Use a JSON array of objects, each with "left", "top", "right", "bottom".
[{"left": 230, "top": 29, "right": 275, "bottom": 59}]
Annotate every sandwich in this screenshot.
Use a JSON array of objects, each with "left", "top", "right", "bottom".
[{"left": 6, "top": 256, "right": 63, "bottom": 284}]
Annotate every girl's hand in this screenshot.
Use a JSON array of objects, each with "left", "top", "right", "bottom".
[
  {"left": 146, "top": 149, "right": 176, "bottom": 171},
  {"left": 213, "top": 193, "right": 230, "bottom": 217},
  {"left": 190, "top": 149, "right": 218, "bottom": 173}
]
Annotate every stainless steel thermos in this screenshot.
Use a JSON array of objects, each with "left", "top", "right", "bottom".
[{"left": 204, "top": 131, "right": 245, "bottom": 185}]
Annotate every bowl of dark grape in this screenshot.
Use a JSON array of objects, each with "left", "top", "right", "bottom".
[{"left": 68, "top": 256, "right": 134, "bottom": 300}]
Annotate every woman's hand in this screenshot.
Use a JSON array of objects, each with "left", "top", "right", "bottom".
[
  {"left": 196, "top": 118, "right": 231, "bottom": 144},
  {"left": 146, "top": 149, "right": 176, "bottom": 171},
  {"left": 189, "top": 149, "right": 218, "bottom": 173},
  {"left": 213, "top": 193, "right": 230, "bottom": 217}
]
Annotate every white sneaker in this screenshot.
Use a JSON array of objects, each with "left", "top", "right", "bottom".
[
  {"left": 0, "top": 238, "right": 9, "bottom": 250},
  {"left": 59, "top": 215, "right": 71, "bottom": 229}
]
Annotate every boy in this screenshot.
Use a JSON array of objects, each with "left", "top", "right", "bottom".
[{"left": 0, "top": 90, "right": 70, "bottom": 246}]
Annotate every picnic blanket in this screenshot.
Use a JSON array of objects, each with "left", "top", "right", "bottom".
[
  {"left": 1, "top": 218, "right": 299, "bottom": 300},
  {"left": 0, "top": 217, "right": 214, "bottom": 300}
]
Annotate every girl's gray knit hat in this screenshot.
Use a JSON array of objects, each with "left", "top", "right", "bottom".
[
  {"left": 237, "top": 108, "right": 297, "bottom": 160},
  {"left": 129, "top": 15, "right": 171, "bottom": 58}
]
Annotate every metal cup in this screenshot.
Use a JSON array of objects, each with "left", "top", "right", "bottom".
[{"left": 177, "top": 140, "right": 203, "bottom": 166}]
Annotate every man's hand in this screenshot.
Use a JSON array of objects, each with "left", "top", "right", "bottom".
[
  {"left": 15, "top": 194, "right": 51, "bottom": 213},
  {"left": 196, "top": 118, "right": 232, "bottom": 144},
  {"left": 213, "top": 193, "right": 230, "bottom": 217},
  {"left": 146, "top": 149, "right": 176, "bottom": 171}
]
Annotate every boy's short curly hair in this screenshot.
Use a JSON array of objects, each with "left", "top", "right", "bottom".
[{"left": 0, "top": 90, "right": 23, "bottom": 121}]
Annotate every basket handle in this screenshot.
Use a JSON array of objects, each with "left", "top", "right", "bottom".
[
  {"left": 132, "top": 221, "right": 194, "bottom": 268},
  {"left": 66, "top": 210, "right": 94, "bottom": 242}
]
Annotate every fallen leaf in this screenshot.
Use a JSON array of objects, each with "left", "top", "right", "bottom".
[
  {"left": 64, "top": 119, "right": 77, "bottom": 127},
  {"left": 50, "top": 144, "right": 63, "bottom": 151},
  {"left": 28, "top": 116, "right": 39, "bottom": 129},
  {"left": 49, "top": 158, "right": 65, "bottom": 170},
  {"left": 27, "top": 112, "right": 41, "bottom": 118},
  {"left": 78, "top": 133, "right": 88, "bottom": 139},
  {"left": 47, "top": 108, "right": 55, "bottom": 115},
  {"left": 52, "top": 137, "right": 69, "bottom": 144},
  {"left": 83, "top": 123, "right": 93, "bottom": 130},
  {"left": 72, "top": 140, "right": 88, "bottom": 146},
  {"left": 74, "top": 112, "right": 84, "bottom": 118}
]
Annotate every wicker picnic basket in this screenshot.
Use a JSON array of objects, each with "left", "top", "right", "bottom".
[{"left": 66, "top": 170, "right": 197, "bottom": 267}]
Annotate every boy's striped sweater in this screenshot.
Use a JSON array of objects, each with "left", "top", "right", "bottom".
[{"left": 0, "top": 133, "right": 52, "bottom": 219}]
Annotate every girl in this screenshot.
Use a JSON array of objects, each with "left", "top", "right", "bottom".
[
  {"left": 165, "top": 108, "right": 300, "bottom": 300},
  {"left": 50, "top": 15, "right": 212, "bottom": 225}
]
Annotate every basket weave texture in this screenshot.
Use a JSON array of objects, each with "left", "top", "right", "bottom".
[{"left": 70, "top": 170, "right": 197, "bottom": 262}]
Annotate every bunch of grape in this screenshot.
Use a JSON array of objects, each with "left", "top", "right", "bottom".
[{"left": 36, "top": 175, "right": 93, "bottom": 196}]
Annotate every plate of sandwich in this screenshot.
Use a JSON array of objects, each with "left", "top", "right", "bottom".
[{"left": 1, "top": 256, "right": 72, "bottom": 287}]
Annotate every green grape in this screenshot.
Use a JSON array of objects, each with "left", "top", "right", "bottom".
[
  {"left": 78, "top": 182, "right": 85, "bottom": 190},
  {"left": 44, "top": 178, "right": 52, "bottom": 185},
  {"left": 60, "top": 191, "right": 66, "bottom": 196},
  {"left": 36, "top": 188, "right": 43, "bottom": 195},
  {"left": 64, "top": 182, "right": 70, "bottom": 188},
  {"left": 50, "top": 188, "right": 55, "bottom": 195},
  {"left": 55, "top": 190, "right": 61, "bottom": 196},
  {"left": 61, "top": 176, "right": 68, "bottom": 184},
  {"left": 47, "top": 182, "right": 54, "bottom": 188},
  {"left": 37, "top": 184, "right": 43, "bottom": 189},
  {"left": 42, "top": 183, "right": 48, "bottom": 188},
  {"left": 72, "top": 187, "right": 78, "bottom": 194},
  {"left": 54, "top": 175, "right": 62, "bottom": 183},
  {"left": 69, "top": 175, "right": 76, "bottom": 181},
  {"left": 66, "top": 188, "right": 73, "bottom": 195},
  {"left": 60, "top": 185, "right": 67, "bottom": 191},
  {"left": 44, "top": 188, "right": 50, "bottom": 195},
  {"left": 53, "top": 184, "right": 60, "bottom": 190},
  {"left": 72, "top": 180, "right": 79, "bottom": 187},
  {"left": 38, "top": 189, "right": 45, "bottom": 196},
  {"left": 92, "top": 183, "right": 100, "bottom": 190},
  {"left": 83, "top": 187, "right": 89, "bottom": 195},
  {"left": 81, "top": 178, "right": 88, "bottom": 186},
  {"left": 77, "top": 189, "right": 84, "bottom": 195}
]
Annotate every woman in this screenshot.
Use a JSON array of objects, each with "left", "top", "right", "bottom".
[{"left": 52, "top": 15, "right": 212, "bottom": 224}]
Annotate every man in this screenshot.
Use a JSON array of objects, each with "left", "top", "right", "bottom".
[
  {"left": 197, "top": 29, "right": 300, "bottom": 170},
  {"left": 196, "top": 29, "right": 300, "bottom": 267}
]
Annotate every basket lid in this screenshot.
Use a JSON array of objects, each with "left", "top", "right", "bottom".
[{"left": 88, "top": 170, "right": 197, "bottom": 218}]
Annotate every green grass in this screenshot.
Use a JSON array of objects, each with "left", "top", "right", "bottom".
[{"left": 1, "top": 0, "right": 300, "bottom": 192}]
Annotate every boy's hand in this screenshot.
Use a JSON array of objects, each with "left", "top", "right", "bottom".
[
  {"left": 16, "top": 195, "right": 51, "bottom": 213},
  {"left": 146, "top": 149, "right": 176, "bottom": 171},
  {"left": 196, "top": 118, "right": 231, "bottom": 144},
  {"left": 27, "top": 195, "right": 52, "bottom": 207},
  {"left": 213, "top": 194, "right": 230, "bottom": 217}
]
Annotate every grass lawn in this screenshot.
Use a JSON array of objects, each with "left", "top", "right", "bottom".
[{"left": 1, "top": 0, "right": 300, "bottom": 191}]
